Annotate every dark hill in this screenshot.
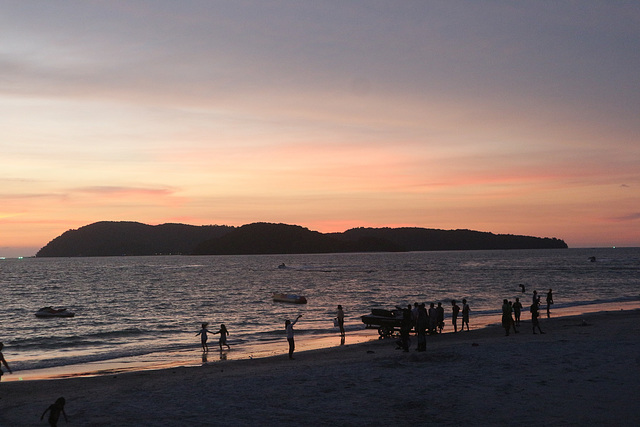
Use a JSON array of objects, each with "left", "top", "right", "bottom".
[
  {"left": 191, "top": 223, "right": 400, "bottom": 255},
  {"left": 332, "top": 227, "right": 568, "bottom": 251},
  {"left": 36, "top": 221, "right": 232, "bottom": 257},
  {"left": 36, "top": 221, "right": 567, "bottom": 257}
]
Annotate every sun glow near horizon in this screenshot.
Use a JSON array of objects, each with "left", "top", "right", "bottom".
[{"left": 1, "top": 2, "right": 639, "bottom": 256}]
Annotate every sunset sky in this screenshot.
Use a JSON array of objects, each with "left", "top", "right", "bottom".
[{"left": 1, "top": 1, "right": 639, "bottom": 257}]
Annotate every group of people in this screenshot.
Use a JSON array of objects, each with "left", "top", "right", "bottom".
[
  {"left": 502, "top": 288, "right": 553, "bottom": 335},
  {"left": 396, "top": 298, "right": 471, "bottom": 352},
  {"left": 196, "top": 323, "right": 230, "bottom": 352}
]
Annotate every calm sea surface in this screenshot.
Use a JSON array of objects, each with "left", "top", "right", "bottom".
[{"left": 1, "top": 248, "right": 639, "bottom": 377}]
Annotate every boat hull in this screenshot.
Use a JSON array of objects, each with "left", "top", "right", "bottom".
[{"left": 272, "top": 293, "right": 307, "bottom": 304}]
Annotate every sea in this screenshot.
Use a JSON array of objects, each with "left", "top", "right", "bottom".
[{"left": 1, "top": 247, "right": 639, "bottom": 380}]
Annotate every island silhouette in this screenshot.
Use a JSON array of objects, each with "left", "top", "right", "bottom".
[{"left": 35, "top": 221, "right": 567, "bottom": 257}]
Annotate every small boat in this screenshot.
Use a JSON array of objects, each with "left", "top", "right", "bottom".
[
  {"left": 35, "top": 307, "right": 75, "bottom": 318},
  {"left": 272, "top": 293, "right": 307, "bottom": 304},
  {"left": 277, "top": 263, "right": 287, "bottom": 269},
  {"left": 361, "top": 307, "right": 404, "bottom": 336}
]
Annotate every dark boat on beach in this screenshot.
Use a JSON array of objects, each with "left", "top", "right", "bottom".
[{"left": 361, "top": 307, "right": 404, "bottom": 336}]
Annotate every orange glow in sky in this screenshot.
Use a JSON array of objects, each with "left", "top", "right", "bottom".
[{"left": 1, "top": 2, "right": 639, "bottom": 257}]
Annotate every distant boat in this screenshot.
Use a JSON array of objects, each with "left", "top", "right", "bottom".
[
  {"left": 589, "top": 256, "right": 596, "bottom": 262},
  {"left": 35, "top": 307, "right": 75, "bottom": 318},
  {"left": 272, "top": 293, "right": 307, "bottom": 304},
  {"left": 277, "top": 263, "right": 287, "bottom": 269}
]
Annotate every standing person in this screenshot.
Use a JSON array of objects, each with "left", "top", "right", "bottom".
[
  {"left": 451, "top": 300, "right": 460, "bottom": 332},
  {"left": 428, "top": 303, "right": 437, "bottom": 334},
  {"left": 436, "top": 302, "right": 445, "bottom": 334},
  {"left": 509, "top": 301, "right": 519, "bottom": 334},
  {"left": 531, "top": 302, "right": 545, "bottom": 334},
  {"left": 196, "top": 323, "right": 213, "bottom": 352},
  {"left": 462, "top": 299, "right": 470, "bottom": 331},
  {"left": 400, "top": 305, "right": 412, "bottom": 352},
  {"left": 0, "top": 342, "right": 11, "bottom": 381},
  {"left": 532, "top": 290, "right": 540, "bottom": 305},
  {"left": 217, "top": 324, "right": 230, "bottom": 350},
  {"left": 513, "top": 297, "right": 523, "bottom": 326},
  {"left": 546, "top": 289, "right": 554, "bottom": 318},
  {"left": 285, "top": 315, "right": 302, "bottom": 359},
  {"left": 336, "top": 305, "right": 345, "bottom": 336},
  {"left": 415, "top": 303, "right": 428, "bottom": 351},
  {"left": 501, "top": 299, "right": 513, "bottom": 336},
  {"left": 41, "top": 397, "right": 68, "bottom": 427}
]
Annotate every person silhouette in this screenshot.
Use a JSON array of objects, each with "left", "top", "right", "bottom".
[
  {"left": 531, "top": 302, "right": 545, "bottom": 334},
  {"left": 41, "top": 397, "right": 68, "bottom": 427},
  {"left": 196, "top": 323, "right": 213, "bottom": 352},
  {"left": 285, "top": 315, "right": 302, "bottom": 359},
  {"left": 0, "top": 342, "right": 11, "bottom": 381},
  {"left": 217, "top": 324, "right": 230, "bottom": 350},
  {"left": 451, "top": 300, "right": 460, "bottom": 332},
  {"left": 415, "top": 303, "right": 428, "bottom": 351},
  {"left": 546, "top": 289, "right": 554, "bottom": 318},
  {"left": 501, "top": 299, "right": 513, "bottom": 336},
  {"left": 461, "top": 299, "right": 470, "bottom": 331},
  {"left": 513, "top": 297, "right": 523, "bottom": 326},
  {"left": 336, "top": 305, "right": 345, "bottom": 336},
  {"left": 436, "top": 302, "right": 445, "bottom": 333}
]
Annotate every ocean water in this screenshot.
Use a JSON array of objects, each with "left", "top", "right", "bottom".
[{"left": 1, "top": 247, "right": 639, "bottom": 378}]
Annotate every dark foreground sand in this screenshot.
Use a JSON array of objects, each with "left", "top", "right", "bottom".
[{"left": 2, "top": 310, "right": 639, "bottom": 426}]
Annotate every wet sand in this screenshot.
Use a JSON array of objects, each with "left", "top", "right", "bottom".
[{"left": 1, "top": 309, "right": 639, "bottom": 426}]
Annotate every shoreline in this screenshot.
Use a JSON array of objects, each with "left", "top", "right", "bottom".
[
  {"left": 2, "top": 308, "right": 639, "bottom": 426},
  {"left": 5, "top": 299, "right": 640, "bottom": 382}
]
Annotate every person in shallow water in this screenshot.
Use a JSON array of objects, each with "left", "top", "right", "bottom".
[
  {"left": 285, "top": 315, "right": 302, "bottom": 359},
  {"left": 217, "top": 324, "right": 230, "bottom": 350},
  {"left": 196, "top": 323, "right": 214, "bottom": 352},
  {"left": 0, "top": 342, "right": 11, "bottom": 381}
]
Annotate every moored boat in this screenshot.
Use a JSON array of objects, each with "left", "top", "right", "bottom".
[
  {"left": 35, "top": 307, "right": 75, "bottom": 318},
  {"left": 272, "top": 293, "right": 307, "bottom": 304}
]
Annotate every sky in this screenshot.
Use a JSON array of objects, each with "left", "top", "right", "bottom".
[{"left": 1, "top": 1, "right": 639, "bottom": 257}]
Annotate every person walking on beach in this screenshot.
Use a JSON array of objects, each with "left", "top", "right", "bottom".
[
  {"left": 546, "top": 289, "right": 554, "bottom": 318},
  {"left": 0, "top": 342, "right": 11, "bottom": 381},
  {"left": 462, "top": 299, "right": 470, "bottom": 331},
  {"left": 285, "top": 314, "right": 302, "bottom": 359},
  {"left": 217, "top": 324, "right": 230, "bottom": 350},
  {"left": 196, "top": 323, "right": 213, "bottom": 352},
  {"left": 41, "top": 397, "right": 68, "bottom": 427},
  {"left": 513, "top": 297, "right": 523, "bottom": 326},
  {"left": 451, "top": 300, "right": 460, "bottom": 332},
  {"left": 336, "top": 305, "right": 345, "bottom": 336},
  {"left": 531, "top": 302, "right": 545, "bottom": 334}
]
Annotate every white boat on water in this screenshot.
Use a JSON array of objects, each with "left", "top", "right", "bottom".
[{"left": 35, "top": 307, "right": 75, "bottom": 318}]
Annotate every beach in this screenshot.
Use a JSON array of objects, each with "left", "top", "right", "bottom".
[{"left": 1, "top": 309, "right": 638, "bottom": 426}]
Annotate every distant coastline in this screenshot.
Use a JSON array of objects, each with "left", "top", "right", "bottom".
[{"left": 36, "top": 221, "right": 568, "bottom": 257}]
